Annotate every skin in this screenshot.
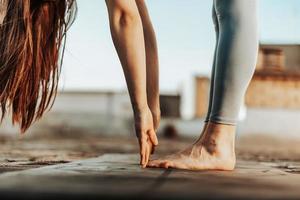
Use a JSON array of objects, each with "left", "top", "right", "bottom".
[
  {"left": 148, "top": 122, "right": 236, "bottom": 170},
  {"left": 0, "top": 0, "right": 8, "bottom": 24},
  {"left": 135, "top": 0, "right": 160, "bottom": 132},
  {"left": 105, "top": 0, "right": 160, "bottom": 168}
]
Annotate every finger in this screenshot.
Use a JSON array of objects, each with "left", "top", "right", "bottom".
[
  {"left": 148, "top": 129, "right": 158, "bottom": 146},
  {"left": 146, "top": 139, "right": 155, "bottom": 154},
  {"left": 139, "top": 145, "right": 144, "bottom": 166},
  {"left": 147, "top": 139, "right": 155, "bottom": 155},
  {"left": 143, "top": 142, "right": 150, "bottom": 168},
  {"left": 142, "top": 138, "right": 148, "bottom": 166},
  {"left": 142, "top": 142, "right": 148, "bottom": 168},
  {"left": 138, "top": 136, "right": 143, "bottom": 165},
  {"left": 139, "top": 136, "right": 147, "bottom": 166}
]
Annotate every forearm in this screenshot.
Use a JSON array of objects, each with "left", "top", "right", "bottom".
[
  {"left": 107, "top": 4, "right": 148, "bottom": 113},
  {"left": 136, "top": 0, "right": 160, "bottom": 114},
  {"left": 144, "top": 26, "right": 160, "bottom": 113}
]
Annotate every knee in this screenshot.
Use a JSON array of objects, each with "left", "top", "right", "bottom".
[{"left": 118, "top": 9, "right": 141, "bottom": 27}]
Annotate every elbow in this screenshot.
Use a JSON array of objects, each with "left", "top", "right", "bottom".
[
  {"left": 111, "top": 9, "right": 141, "bottom": 28},
  {"left": 120, "top": 11, "right": 141, "bottom": 27}
]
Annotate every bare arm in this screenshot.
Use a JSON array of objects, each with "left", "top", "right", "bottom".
[
  {"left": 135, "top": 0, "right": 160, "bottom": 131},
  {"left": 105, "top": 0, "right": 158, "bottom": 167}
]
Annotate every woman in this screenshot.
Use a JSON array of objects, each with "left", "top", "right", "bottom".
[
  {"left": 106, "top": 0, "right": 160, "bottom": 168},
  {"left": 148, "top": 0, "right": 259, "bottom": 170}
]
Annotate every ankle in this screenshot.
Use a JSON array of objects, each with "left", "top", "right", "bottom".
[
  {"left": 205, "top": 122, "right": 236, "bottom": 141},
  {"left": 207, "top": 121, "right": 236, "bottom": 132},
  {"left": 200, "top": 122, "right": 236, "bottom": 154}
]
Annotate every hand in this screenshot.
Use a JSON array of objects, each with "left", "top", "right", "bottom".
[{"left": 134, "top": 107, "right": 158, "bottom": 168}]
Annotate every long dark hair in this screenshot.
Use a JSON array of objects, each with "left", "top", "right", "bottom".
[{"left": 0, "top": 0, "right": 77, "bottom": 132}]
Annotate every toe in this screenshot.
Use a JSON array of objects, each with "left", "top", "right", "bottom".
[
  {"left": 147, "top": 159, "right": 161, "bottom": 167},
  {"left": 161, "top": 161, "right": 170, "bottom": 169},
  {"left": 148, "top": 159, "right": 171, "bottom": 168},
  {"left": 160, "top": 161, "right": 168, "bottom": 168}
]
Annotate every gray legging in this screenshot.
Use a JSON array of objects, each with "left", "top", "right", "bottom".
[{"left": 205, "top": 0, "right": 259, "bottom": 125}]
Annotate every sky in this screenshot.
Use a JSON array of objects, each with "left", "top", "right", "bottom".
[{"left": 60, "top": 0, "right": 300, "bottom": 117}]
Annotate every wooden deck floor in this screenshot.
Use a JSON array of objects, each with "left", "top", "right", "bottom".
[{"left": 0, "top": 134, "right": 300, "bottom": 199}]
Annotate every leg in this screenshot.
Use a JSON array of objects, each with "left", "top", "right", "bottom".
[
  {"left": 209, "top": 0, "right": 258, "bottom": 124},
  {"left": 135, "top": 0, "right": 160, "bottom": 131},
  {"left": 105, "top": 0, "right": 158, "bottom": 167},
  {"left": 204, "top": 5, "right": 219, "bottom": 124},
  {"left": 196, "top": 5, "right": 220, "bottom": 143},
  {"left": 148, "top": 0, "right": 258, "bottom": 170}
]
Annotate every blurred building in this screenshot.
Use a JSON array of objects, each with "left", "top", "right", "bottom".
[
  {"left": 195, "top": 77, "right": 210, "bottom": 118},
  {"left": 246, "top": 44, "right": 300, "bottom": 108},
  {"left": 160, "top": 94, "right": 181, "bottom": 118},
  {"left": 0, "top": 91, "right": 135, "bottom": 136}
]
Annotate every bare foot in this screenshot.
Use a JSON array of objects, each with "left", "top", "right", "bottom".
[{"left": 147, "top": 122, "right": 236, "bottom": 171}]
